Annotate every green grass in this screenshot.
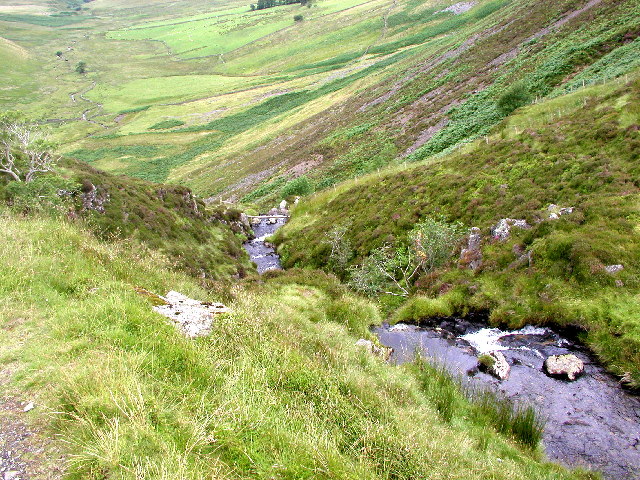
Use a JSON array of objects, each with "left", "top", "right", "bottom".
[
  {"left": 0, "top": 211, "right": 596, "bottom": 479},
  {"left": 0, "top": 13, "right": 88, "bottom": 27},
  {"left": 275, "top": 73, "right": 640, "bottom": 386},
  {"left": 7, "top": 0, "right": 638, "bottom": 203}
]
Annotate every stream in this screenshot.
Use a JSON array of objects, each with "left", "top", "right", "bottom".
[
  {"left": 376, "top": 318, "right": 640, "bottom": 479},
  {"left": 244, "top": 222, "right": 640, "bottom": 478},
  {"left": 243, "top": 217, "right": 285, "bottom": 273}
]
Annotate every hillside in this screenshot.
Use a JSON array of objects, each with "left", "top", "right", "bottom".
[
  {"left": 0, "top": 211, "right": 598, "bottom": 479},
  {"left": 0, "top": 156, "right": 253, "bottom": 282},
  {"left": 0, "top": 0, "right": 637, "bottom": 203},
  {"left": 1, "top": 0, "right": 640, "bottom": 477},
  {"left": 275, "top": 72, "right": 640, "bottom": 385}
]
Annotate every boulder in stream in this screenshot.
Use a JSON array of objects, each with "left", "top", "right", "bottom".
[
  {"left": 477, "top": 351, "right": 510, "bottom": 380},
  {"left": 543, "top": 354, "right": 584, "bottom": 381},
  {"left": 355, "top": 339, "right": 393, "bottom": 361}
]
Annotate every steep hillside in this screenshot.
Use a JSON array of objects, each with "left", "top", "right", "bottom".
[
  {"left": 0, "top": 211, "right": 596, "bottom": 479},
  {"left": 1, "top": 159, "right": 253, "bottom": 281},
  {"left": 275, "top": 73, "right": 640, "bottom": 385},
  {"left": 1, "top": 0, "right": 638, "bottom": 204}
]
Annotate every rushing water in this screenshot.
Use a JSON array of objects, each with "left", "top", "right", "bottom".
[
  {"left": 243, "top": 218, "right": 285, "bottom": 273},
  {"left": 375, "top": 318, "right": 640, "bottom": 479}
]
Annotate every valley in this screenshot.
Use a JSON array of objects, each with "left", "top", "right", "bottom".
[{"left": 1, "top": 0, "right": 639, "bottom": 478}]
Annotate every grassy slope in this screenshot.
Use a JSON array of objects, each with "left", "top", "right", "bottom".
[
  {"left": 0, "top": 158, "right": 253, "bottom": 281},
  {"left": 275, "top": 73, "right": 640, "bottom": 385},
  {"left": 4, "top": 0, "right": 637, "bottom": 205},
  {"left": 0, "top": 211, "right": 597, "bottom": 479},
  {"left": 65, "top": 160, "right": 254, "bottom": 281}
]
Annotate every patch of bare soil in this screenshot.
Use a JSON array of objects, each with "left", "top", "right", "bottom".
[{"left": 0, "top": 369, "right": 66, "bottom": 480}]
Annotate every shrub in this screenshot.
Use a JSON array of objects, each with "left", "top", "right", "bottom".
[
  {"left": 348, "top": 217, "right": 465, "bottom": 297},
  {"left": 281, "top": 176, "right": 313, "bottom": 197},
  {"left": 496, "top": 83, "right": 531, "bottom": 115},
  {"left": 293, "top": 14, "right": 303, "bottom": 21},
  {"left": 4, "top": 175, "right": 78, "bottom": 214}
]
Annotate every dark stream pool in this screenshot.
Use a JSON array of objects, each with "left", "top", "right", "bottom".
[{"left": 375, "top": 318, "right": 640, "bottom": 479}]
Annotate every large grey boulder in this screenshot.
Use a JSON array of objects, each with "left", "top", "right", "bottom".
[{"left": 543, "top": 354, "right": 584, "bottom": 381}]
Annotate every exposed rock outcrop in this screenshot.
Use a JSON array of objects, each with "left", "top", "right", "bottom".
[
  {"left": 605, "top": 264, "right": 624, "bottom": 274},
  {"left": 491, "top": 218, "right": 530, "bottom": 241},
  {"left": 80, "top": 182, "right": 110, "bottom": 213},
  {"left": 152, "top": 291, "right": 229, "bottom": 338},
  {"left": 437, "top": 1, "right": 476, "bottom": 14},
  {"left": 543, "top": 354, "right": 584, "bottom": 381},
  {"left": 459, "top": 227, "right": 482, "bottom": 270},
  {"left": 547, "top": 204, "right": 574, "bottom": 220}
]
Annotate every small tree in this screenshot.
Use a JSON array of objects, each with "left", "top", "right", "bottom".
[
  {"left": 348, "top": 244, "right": 417, "bottom": 296},
  {"left": 75, "top": 61, "right": 87, "bottom": 74},
  {"left": 55, "top": 50, "right": 63, "bottom": 57},
  {"left": 411, "top": 216, "right": 466, "bottom": 273},
  {"left": 281, "top": 175, "right": 313, "bottom": 197},
  {"left": 497, "top": 83, "right": 530, "bottom": 115},
  {"left": 348, "top": 217, "right": 465, "bottom": 297},
  {"left": 0, "top": 112, "right": 59, "bottom": 183},
  {"left": 324, "top": 225, "right": 353, "bottom": 275}
]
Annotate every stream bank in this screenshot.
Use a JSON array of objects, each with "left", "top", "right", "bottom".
[
  {"left": 375, "top": 317, "right": 640, "bottom": 479},
  {"left": 242, "top": 217, "right": 639, "bottom": 478}
]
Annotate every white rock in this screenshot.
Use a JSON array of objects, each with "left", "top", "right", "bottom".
[
  {"left": 279, "top": 200, "right": 287, "bottom": 211},
  {"left": 491, "top": 218, "right": 530, "bottom": 241},
  {"left": 605, "top": 264, "right": 624, "bottom": 274},
  {"left": 547, "top": 204, "right": 574, "bottom": 219},
  {"left": 153, "top": 291, "right": 229, "bottom": 338},
  {"left": 4, "top": 472, "right": 20, "bottom": 480},
  {"left": 22, "top": 402, "right": 35, "bottom": 413},
  {"left": 478, "top": 351, "right": 510, "bottom": 380},
  {"left": 355, "top": 339, "right": 393, "bottom": 360},
  {"left": 543, "top": 354, "right": 584, "bottom": 381}
]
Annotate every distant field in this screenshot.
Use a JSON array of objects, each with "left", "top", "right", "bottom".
[
  {"left": 108, "top": 0, "right": 374, "bottom": 59},
  {"left": 89, "top": 74, "right": 278, "bottom": 112}
]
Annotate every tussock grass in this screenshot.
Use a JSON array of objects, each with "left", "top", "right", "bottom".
[{"left": 0, "top": 211, "right": 594, "bottom": 479}]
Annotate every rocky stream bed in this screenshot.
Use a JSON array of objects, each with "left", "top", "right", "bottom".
[{"left": 376, "top": 318, "right": 640, "bottom": 479}]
